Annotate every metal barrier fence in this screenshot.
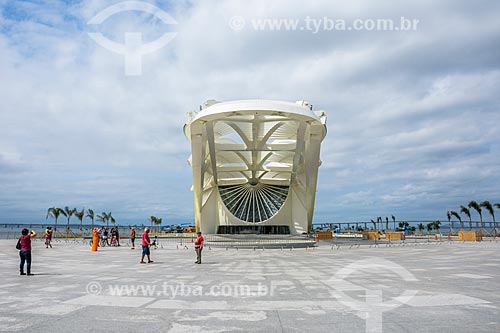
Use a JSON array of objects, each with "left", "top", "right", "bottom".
[
  {"left": 4, "top": 232, "right": 499, "bottom": 253},
  {"left": 312, "top": 220, "right": 499, "bottom": 237},
  {"left": 2, "top": 222, "right": 499, "bottom": 250}
]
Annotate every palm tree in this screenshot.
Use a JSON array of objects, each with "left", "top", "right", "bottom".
[
  {"left": 86, "top": 209, "right": 95, "bottom": 229},
  {"left": 149, "top": 216, "right": 157, "bottom": 233},
  {"left": 377, "top": 217, "right": 382, "bottom": 230},
  {"left": 399, "top": 221, "right": 409, "bottom": 229},
  {"left": 155, "top": 217, "right": 162, "bottom": 233},
  {"left": 96, "top": 212, "right": 108, "bottom": 227},
  {"left": 480, "top": 201, "right": 496, "bottom": 235},
  {"left": 46, "top": 207, "right": 63, "bottom": 235},
  {"left": 468, "top": 201, "right": 482, "bottom": 232},
  {"left": 460, "top": 205, "right": 472, "bottom": 230},
  {"left": 385, "top": 217, "right": 389, "bottom": 231},
  {"left": 495, "top": 203, "right": 500, "bottom": 235},
  {"left": 60, "top": 206, "right": 77, "bottom": 231},
  {"left": 74, "top": 208, "right": 85, "bottom": 231},
  {"left": 417, "top": 223, "right": 424, "bottom": 234},
  {"left": 370, "top": 219, "right": 376, "bottom": 230},
  {"left": 426, "top": 223, "right": 433, "bottom": 232},
  {"left": 108, "top": 212, "right": 116, "bottom": 227},
  {"left": 450, "top": 211, "right": 462, "bottom": 230},
  {"left": 447, "top": 211, "right": 451, "bottom": 232},
  {"left": 391, "top": 215, "right": 396, "bottom": 230},
  {"left": 432, "top": 220, "right": 441, "bottom": 233}
]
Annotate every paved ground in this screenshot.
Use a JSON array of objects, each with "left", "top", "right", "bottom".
[{"left": 1, "top": 238, "right": 499, "bottom": 332}]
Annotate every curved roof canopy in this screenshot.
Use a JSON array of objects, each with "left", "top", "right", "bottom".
[{"left": 185, "top": 100, "right": 327, "bottom": 188}]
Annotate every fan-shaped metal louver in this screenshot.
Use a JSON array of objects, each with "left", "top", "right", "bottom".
[{"left": 219, "top": 183, "right": 289, "bottom": 222}]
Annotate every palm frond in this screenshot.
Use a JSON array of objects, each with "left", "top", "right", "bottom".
[
  {"left": 468, "top": 201, "right": 482, "bottom": 216},
  {"left": 86, "top": 208, "right": 94, "bottom": 220},
  {"left": 460, "top": 205, "right": 470, "bottom": 218},
  {"left": 46, "top": 207, "right": 56, "bottom": 219},
  {"left": 450, "top": 211, "right": 461, "bottom": 222},
  {"left": 480, "top": 201, "right": 494, "bottom": 218}
]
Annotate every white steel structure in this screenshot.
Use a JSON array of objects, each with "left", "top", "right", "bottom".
[{"left": 184, "top": 100, "right": 327, "bottom": 235}]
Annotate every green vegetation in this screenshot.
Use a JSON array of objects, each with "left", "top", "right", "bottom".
[
  {"left": 45, "top": 207, "right": 170, "bottom": 235},
  {"left": 61, "top": 206, "right": 77, "bottom": 230},
  {"left": 460, "top": 205, "right": 472, "bottom": 230},
  {"left": 447, "top": 201, "right": 500, "bottom": 233},
  {"left": 450, "top": 211, "right": 462, "bottom": 229},
  {"left": 96, "top": 212, "right": 115, "bottom": 228},
  {"left": 149, "top": 216, "right": 164, "bottom": 233},
  {"left": 480, "top": 201, "right": 496, "bottom": 234},
  {"left": 46, "top": 207, "right": 64, "bottom": 234},
  {"left": 468, "top": 201, "right": 482, "bottom": 230},
  {"left": 74, "top": 208, "right": 85, "bottom": 231},
  {"left": 433, "top": 220, "right": 441, "bottom": 232},
  {"left": 86, "top": 209, "right": 95, "bottom": 229}
]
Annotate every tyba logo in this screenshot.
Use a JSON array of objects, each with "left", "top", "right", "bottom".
[{"left": 87, "top": 1, "right": 177, "bottom": 76}]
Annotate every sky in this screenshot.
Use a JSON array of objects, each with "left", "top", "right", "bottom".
[{"left": 0, "top": 0, "right": 499, "bottom": 226}]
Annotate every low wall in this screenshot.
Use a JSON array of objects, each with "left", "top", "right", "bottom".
[{"left": 458, "top": 230, "right": 482, "bottom": 242}]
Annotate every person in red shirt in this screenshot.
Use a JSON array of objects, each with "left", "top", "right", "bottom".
[
  {"left": 140, "top": 227, "right": 153, "bottom": 264},
  {"left": 194, "top": 231, "right": 204, "bottom": 264},
  {"left": 18, "top": 228, "right": 37, "bottom": 275}
]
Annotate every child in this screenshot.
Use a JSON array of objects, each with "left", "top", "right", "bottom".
[
  {"left": 110, "top": 231, "right": 117, "bottom": 246},
  {"left": 45, "top": 226, "right": 52, "bottom": 248},
  {"left": 151, "top": 235, "right": 158, "bottom": 249}
]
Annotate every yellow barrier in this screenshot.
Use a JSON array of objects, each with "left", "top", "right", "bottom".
[
  {"left": 458, "top": 230, "right": 482, "bottom": 242},
  {"left": 315, "top": 231, "right": 333, "bottom": 240},
  {"left": 362, "top": 231, "right": 380, "bottom": 241},
  {"left": 385, "top": 231, "right": 405, "bottom": 241}
]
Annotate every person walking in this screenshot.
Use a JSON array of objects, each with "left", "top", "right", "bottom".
[
  {"left": 115, "top": 227, "right": 120, "bottom": 246},
  {"left": 194, "top": 231, "right": 204, "bottom": 264},
  {"left": 140, "top": 227, "right": 153, "bottom": 264},
  {"left": 18, "top": 228, "right": 37, "bottom": 275},
  {"left": 130, "top": 227, "right": 136, "bottom": 250},
  {"left": 44, "top": 226, "right": 52, "bottom": 248}
]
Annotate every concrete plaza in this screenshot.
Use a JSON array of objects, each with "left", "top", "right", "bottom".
[{"left": 1, "top": 238, "right": 499, "bottom": 332}]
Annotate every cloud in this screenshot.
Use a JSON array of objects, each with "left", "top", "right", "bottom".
[{"left": 0, "top": 0, "right": 499, "bottom": 225}]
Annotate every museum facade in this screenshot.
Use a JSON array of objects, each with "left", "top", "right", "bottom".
[{"left": 184, "top": 100, "right": 327, "bottom": 234}]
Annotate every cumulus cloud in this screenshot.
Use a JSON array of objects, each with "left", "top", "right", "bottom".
[{"left": 0, "top": 0, "right": 499, "bottom": 224}]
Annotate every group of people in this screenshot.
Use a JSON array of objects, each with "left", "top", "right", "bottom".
[
  {"left": 101, "top": 227, "right": 120, "bottom": 246},
  {"left": 137, "top": 227, "right": 204, "bottom": 264},
  {"left": 17, "top": 226, "right": 205, "bottom": 276},
  {"left": 91, "top": 227, "right": 120, "bottom": 249}
]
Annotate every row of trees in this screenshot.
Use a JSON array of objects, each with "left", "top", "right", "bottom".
[
  {"left": 416, "top": 221, "right": 441, "bottom": 233},
  {"left": 46, "top": 207, "right": 115, "bottom": 232},
  {"left": 46, "top": 208, "right": 167, "bottom": 236},
  {"left": 447, "top": 200, "right": 499, "bottom": 232},
  {"left": 370, "top": 215, "right": 397, "bottom": 230},
  {"left": 149, "top": 216, "right": 163, "bottom": 232}
]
